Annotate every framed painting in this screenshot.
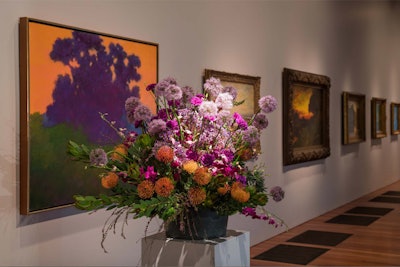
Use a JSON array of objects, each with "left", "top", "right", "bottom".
[
  {"left": 342, "top": 92, "right": 366, "bottom": 144},
  {"left": 282, "top": 68, "right": 330, "bottom": 166},
  {"left": 19, "top": 17, "right": 158, "bottom": 214},
  {"left": 390, "top": 102, "right": 400, "bottom": 135},
  {"left": 371, "top": 97, "right": 387, "bottom": 139},
  {"left": 204, "top": 69, "right": 260, "bottom": 119}
]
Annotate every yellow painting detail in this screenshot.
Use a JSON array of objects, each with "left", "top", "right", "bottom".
[{"left": 292, "top": 87, "right": 314, "bottom": 120}]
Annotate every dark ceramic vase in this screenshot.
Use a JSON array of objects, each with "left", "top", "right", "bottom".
[{"left": 165, "top": 208, "right": 228, "bottom": 240}]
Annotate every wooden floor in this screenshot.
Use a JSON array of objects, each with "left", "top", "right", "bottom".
[{"left": 250, "top": 180, "right": 400, "bottom": 266}]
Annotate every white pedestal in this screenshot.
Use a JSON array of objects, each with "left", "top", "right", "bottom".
[{"left": 141, "top": 230, "right": 250, "bottom": 267}]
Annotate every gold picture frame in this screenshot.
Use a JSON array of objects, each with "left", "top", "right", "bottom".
[
  {"left": 342, "top": 92, "right": 366, "bottom": 144},
  {"left": 371, "top": 97, "right": 387, "bottom": 139},
  {"left": 282, "top": 68, "right": 330, "bottom": 166},
  {"left": 390, "top": 102, "right": 400, "bottom": 135}
]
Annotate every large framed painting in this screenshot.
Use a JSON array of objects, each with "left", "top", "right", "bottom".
[
  {"left": 390, "top": 102, "right": 400, "bottom": 135},
  {"left": 204, "top": 69, "right": 260, "bottom": 119},
  {"left": 282, "top": 68, "right": 330, "bottom": 166},
  {"left": 342, "top": 92, "right": 366, "bottom": 144},
  {"left": 371, "top": 97, "right": 387, "bottom": 139},
  {"left": 19, "top": 17, "right": 158, "bottom": 214}
]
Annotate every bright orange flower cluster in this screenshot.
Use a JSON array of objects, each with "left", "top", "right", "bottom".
[
  {"left": 217, "top": 183, "right": 230, "bottom": 195},
  {"left": 137, "top": 180, "right": 155, "bottom": 199},
  {"left": 182, "top": 160, "right": 199, "bottom": 174},
  {"left": 110, "top": 144, "right": 128, "bottom": 162},
  {"left": 155, "top": 177, "right": 174, "bottom": 197},
  {"left": 155, "top": 146, "right": 174, "bottom": 163},
  {"left": 188, "top": 187, "right": 206, "bottom": 205},
  {"left": 193, "top": 167, "right": 212, "bottom": 185},
  {"left": 101, "top": 172, "right": 119, "bottom": 189},
  {"left": 230, "top": 181, "right": 250, "bottom": 203}
]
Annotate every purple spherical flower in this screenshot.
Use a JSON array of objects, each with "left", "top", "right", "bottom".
[
  {"left": 222, "top": 86, "right": 238, "bottom": 100},
  {"left": 155, "top": 77, "right": 177, "bottom": 97},
  {"left": 125, "top": 96, "right": 141, "bottom": 112},
  {"left": 253, "top": 113, "right": 269, "bottom": 130},
  {"left": 148, "top": 119, "right": 167, "bottom": 135},
  {"left": 258, "top": 95, "right": 278, "bottom": 113},
  {"left": 89, "top": 148, "right": 108, "bottom": 166},
  {"left": 242, "top": 126, "right": 260, "bottom": 146},
  {"left": 133, "top": 104, "right": 152, "bottom": 122},
  {"left": 270, "top": 186, "right": 285, "bottom": 202},
  {"left": 165, "top": 84, "right": 183, "bottom": 101},
  {"left": 204, "top": 77, "right": 223, "bottom": 100},
  {"left": 200, "top": 153, "right": 215, "bottom": 167}
]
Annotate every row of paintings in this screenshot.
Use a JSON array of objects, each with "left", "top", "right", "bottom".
[
  {"left": 18, "top": 17, "right": 399, "bottom": 214},
  {"left": 343, "top": 93, "right": 400, "bottom": 144}
]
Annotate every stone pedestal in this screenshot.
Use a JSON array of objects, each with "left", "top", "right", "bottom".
[{"left": 141, "top": 230, "right": 250, "bottom": 267}]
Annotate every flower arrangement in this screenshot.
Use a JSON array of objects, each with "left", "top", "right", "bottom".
[{"left": 68, "top": 76, "right": 285, "bottom": 249}]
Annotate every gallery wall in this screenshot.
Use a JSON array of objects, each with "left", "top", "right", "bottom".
[{"left": 0, "top": 0, "right": 399, "bottom": 266}]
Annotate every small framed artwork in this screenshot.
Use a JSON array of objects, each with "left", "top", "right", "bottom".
[
  {"left": 19, "top": 17, "right": 158, "bottom": 214},
  {"left": 371, "top": 97, "right": 387, "bottom": 139},
  {"left": 342, "top": 92, "right": 366, "bottom": 144},
  {"left": 203, "top": 69, "right": 260, "bottom": 119},
  {"left": 390, "top": 102, "right": 400, "bottom": 135},
  {"left": 282, "top": 68, "right": 330, "bottom": 166}
]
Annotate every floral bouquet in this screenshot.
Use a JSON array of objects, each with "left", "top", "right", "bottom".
[{"left": 68, "top": 76, "right": 285, "bottom": 250}]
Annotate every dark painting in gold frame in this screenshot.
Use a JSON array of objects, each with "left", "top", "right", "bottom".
[
  {"left": 371, "top": 97, "right": 387, "bottom": 139},
  {"left": 282, "top": 68, "right": 330, "bottom": 166},
  {"left": 342, "top": 92, "right": 366, "bottom": 145},
  {"left": 390, "top": 102, "right": 400, "bottom": 135}
]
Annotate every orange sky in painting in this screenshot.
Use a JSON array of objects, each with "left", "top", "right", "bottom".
[{"left": 29, "top": 21, "right": 157, "bottom": 114}]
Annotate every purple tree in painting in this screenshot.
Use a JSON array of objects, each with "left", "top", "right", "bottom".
[{"left": 44, "top": 31, "right": 141, "bottom": 144}]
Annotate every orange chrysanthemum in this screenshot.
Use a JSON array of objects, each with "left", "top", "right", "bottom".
[
  {"left": 231, "top": 182, "right": 250, "bottom": 203},
  {"left": 155, "top": 177, "right": 174, "bottom": 197},
  {"left": 101, "top": 172, "right": 119, "bottom": 189},
  {"left": 182, "top": 160, "right": 199, "bottom": 174},
  {"left": 110, "top": 144, "right": 128, "bottom": 162},
  {"left": 155, "top": 146, "right": 174, "bottom": 163},
  {"left": 137, "top": 180, "right": 155, "bottom": 199},
  {"left": 188, "top": 187, "right": 206, "bottom": 206},
  {"left": 193, "top": 167, "right": 212, "bottom": 185},
  {"left": 217, "top": 183, "right": 230, "bottom": 195}
]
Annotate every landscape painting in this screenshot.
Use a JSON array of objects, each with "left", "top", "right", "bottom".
[{"left": 19, "top": 17, "right": 158, "bottom": 214}]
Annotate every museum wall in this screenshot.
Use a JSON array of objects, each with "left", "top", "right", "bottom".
[{"left": 0, "top": 0, "right": 399, "bottom": 266}]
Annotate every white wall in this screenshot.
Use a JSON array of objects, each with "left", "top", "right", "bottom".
[{"left": 1, "top": 0, "right": 399, "bottom": 266}]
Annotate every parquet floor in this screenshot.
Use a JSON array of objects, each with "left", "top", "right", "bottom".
[{"left": 250, "top": 180, "right": 400, "bottom": 266}]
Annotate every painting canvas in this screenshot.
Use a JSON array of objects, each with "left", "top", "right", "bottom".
[
  {"left": 390, "top": 102, "right": 400, "bottom": 135},
  {"left": 282, "top": 68, "right": 330, "bottom": 166},
  {"left": 19, "top": 17, "right": 158, "bottom": 214},
  {"left": 371, "top": 97, "right": 386, "bottom": 139},
  {"left": 342, "top": 92, "right": 366, "bottom": 144}
]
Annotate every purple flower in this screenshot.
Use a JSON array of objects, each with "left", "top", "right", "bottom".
[
  {"left": 191, "top": 96, "right": 203, "bottom": 106},
  {"left": 181, "top": 86, "right": 195, "bottom": 104},
  {"left": 242, "top": 125, "right": 260, "bottom": 146},
  {"left": 233, "top": 112, "right": 248, "bottom": 130},
  {"left": 125, "top": 96, "right": 141, "bottom": 112},
  {"left": 165, "top": 84, "right": 183, "bottom": 101},
  {"left": 89, "top": 148, "right": 108, "bottom": 166},
  {"left": 148, "top": 119, "right": 167, "bottom": 135},
  {"left": 222, "top": 86, "right": 238, "bottom": 100},
  {"left": 204, "top": 77, "right": 223, "bottom": 100},
  {"left": 252, "top": 113, "right": 269, "bottom": 130},
  {"left": 133, "top": 104, "right": 152, "bottom": 122},
  {"left": 166, "top": 119, "right": 179, "bottom": 130},
  {"left": 200, "top": 153, "right": 215, "bottom": 166},
  {"left": 258, "top": 95, "right": 278, "bottom": 113},
  {"left": 155, "top": 77, "right": 177, "bottom": 97},
  {"left": 215, "top": 92, "right": 233, "bottom": 110},
  {"left": 270, "top": 186, "right": 285, "bottom": 202},
  {"left": 123, "top": 131, "right": 138, "bottom": 147},
  {"left": 146, "top": 83, "right": 156, "bottom": 92},
  {"left": 140, "top": 166, "right": 157, "bottom": 181}
]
